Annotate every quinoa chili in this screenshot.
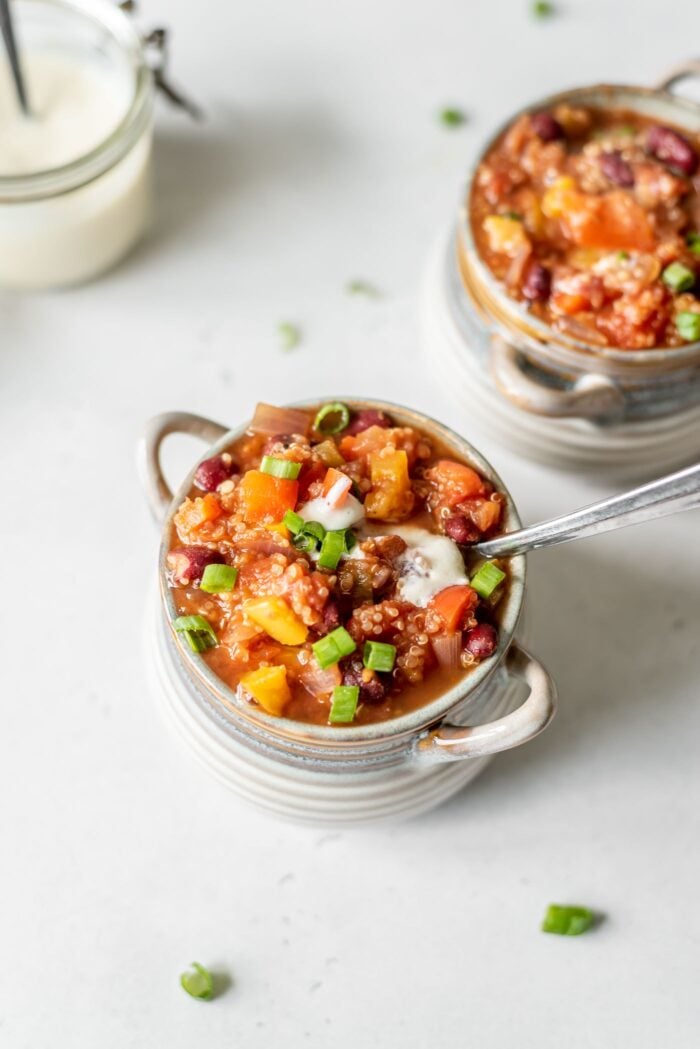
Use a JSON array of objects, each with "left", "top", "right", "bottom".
[
  {"left": 470, "top": 104, "right": 700, "bottom": 349},
  {"left": 165, "top": 402, "right": 508, "bottom": 727}
]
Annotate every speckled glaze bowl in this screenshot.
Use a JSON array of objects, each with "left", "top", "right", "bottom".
[
  {"left": 424, "top": 65, "right": 700, "bottom": 473},
  {"left": 139, "top": 400, "right": 556, "bottom": 824}
]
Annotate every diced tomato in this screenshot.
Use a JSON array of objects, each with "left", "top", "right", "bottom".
[
  {"left": 428, "top": 585, "right": 479, "bottom": 633},
  {"left": 297, "top": 459, "right": 326, "bottom": 502},
  {"left": 239, "top": 470, "right": 298, "bottom": 524},
  {"left": 339, "top": 425, "right": 396, "bottom": 461},
  {"left": 564, "top": 191, "right": 654, "bottom": 252},
  {"left": 460, "top": 497, "right": 502, "bottom": 533}
]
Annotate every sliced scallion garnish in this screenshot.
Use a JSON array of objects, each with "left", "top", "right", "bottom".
[
  {"left": 347, "top": 279, "right": 380, "bottom": 297},
  {"left": 312, "top": 626, "right": 357, "bottom": 669},
  {"left": 260, "top": 455, "right": 301, "bottom": 480},
  {"left": 313, "top": 402, "right": 351, "bottom": 435},
  {"left": 470, "top": 562, "right": 506, "bottom": 599},
  {"left": 542, "top": 904, "right": 595, "bottom": 936},
  {"left": 532, "top": 0, "right": 554, "bottom": 16},
  {"left": 439, "top": 107, "right": 466, "bottom": 128},
  {"left": 676, "top": 310, "right": 700, "bottom": 342},
  {"left": 173, "top": 615, "right": 218, "bottom": 653},
  {"left": 282, "top": 509, "right": 305, "bottom": 534},
  {"left": 329, "top": 685, "right": 359, "bottom": 724},
  {"left": 686, "top": 231, "right": 700, "bottom": 256},
  {"left": 278, "top": 322, "right": 301, "bottom": 350},
  {"left": 363, "top": 640, "right": 397, "bottom": 673},
  {"left": 180, "top": 962, "right": 214, "bottom": 1000},
  {"left": 662, "top": 261, "right": 695, "bottom": 293},
  {"left": 200, "top": 564, "right": 238, "bottom": 593},
  {"left": 318, "top": 530, "right": 345, "bottom": 570}
]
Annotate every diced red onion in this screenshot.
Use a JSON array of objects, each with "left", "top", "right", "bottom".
[
  {"left": 250, "top": 402, "right": 310, "bottom": 437},
  {"left": 431, "top": 633, "right": 462, "bottom": 669}
]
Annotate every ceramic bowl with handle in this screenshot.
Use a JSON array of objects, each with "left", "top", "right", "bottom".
[
  {"left": 139, "top": 400, "right": 556, "bottom": 824},
  {"left": 423, "top": 65, "right": 700, "bottom": 473}
]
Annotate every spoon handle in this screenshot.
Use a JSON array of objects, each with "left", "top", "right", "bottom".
[
  {"left": 474, "top": 462, "right": 700, "bottom": 559},
  {"left": 0, "top": 0, "right": 29, "bottom": 114}
]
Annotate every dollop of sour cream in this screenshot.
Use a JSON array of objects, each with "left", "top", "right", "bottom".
[
  {"left": 392, "top": 525, "right": 468, "bottom": 607},
  {"left": 299, "top": 493, "right": 365, "bottom": 533}
]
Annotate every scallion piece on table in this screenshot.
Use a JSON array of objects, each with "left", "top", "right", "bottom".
[
  {"left": 541, "top": 904, "right": 595, "bottom": 936},
  {"left": 363, "top": 640, "right": 397, "bottom": 673},
  {"left": 180, "top": 961, "right": 214, "bottom": 1000},
  {"left": 329, "top": 685, "right": 360, "bottom": 724},
  {"left": 173, "top": 614, "right": 218, "bottom": 653},
  {"left": 686, "top": 231, "right": 700, "bottom": 256},
  {"left": 676, "top": 310, "right": 700, "bottom": 342},
  {"left": 531, "top": 0, "right": 554, "bottom": 16},
  {"left": 312, "top": 626, "right": 357, "bottom": 669},
  {"left": 278, "top": 322, "right": 301, "bottom": 350},
  {"left": 470, "top": 561, "right": 506, "bottom": 599},
  {"left": 283, "top": 509, "right": 305, "bottom": 535},
  {"left": 439, "top": 107, "right": 466, "bottom": 128},
  {"left": 318, "top": 530, "right": 346, "bottom": 570},
  {"left": 313, "top": 402, "right": 351, "bottom": 435},
  {"left": 662, "top": 261, "right": 695, "bottom": 293},
  {"left": 260, "top": 455, "right": 301, "bottom": 480},
  {"left": 347, "top": 279, "right": 380, "bottom": 297},
  {"left": 200, "top": 564, "right": 238, "bottom": 593}
]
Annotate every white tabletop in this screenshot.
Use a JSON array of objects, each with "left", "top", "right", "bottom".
[{"left": 2, "top": 0, "right": 699, "bottom": 1044}]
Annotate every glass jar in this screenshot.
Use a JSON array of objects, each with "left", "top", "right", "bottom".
[
  {"left": 0, "top": 0, "right": 154, "bottom": 288},
  {"left": 138, "top": 402, "right": 556, "bottom": 825},
  {"left": 423, "top": 68, "right": 700, "bottom": 473}
]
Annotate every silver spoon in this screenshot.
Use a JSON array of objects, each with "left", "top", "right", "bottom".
[
  {"left": 0, "top": 0, "right": 29, "bottom": 115},
  {"left": 474, "top": 462, "right": 700, "bottom": 560}
]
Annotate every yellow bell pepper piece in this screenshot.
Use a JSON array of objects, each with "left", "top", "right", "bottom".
[
  {"left": 239, "top": 665, "right": 291, "bottom": 716},
  {"left": 365, "top": 447, "right": 414, "bottom": 521},
  {"left": 266, "top": 522, "right": 290, "bottom": 539},
  {"left": 243, "top": 596, "right": 308, "bottom": 645},
  {"left": 482, "top": 215, "right": 529, "bottom": 256},
  {"left": 541, "top": 176, "right": 577, "bottom": 219}
]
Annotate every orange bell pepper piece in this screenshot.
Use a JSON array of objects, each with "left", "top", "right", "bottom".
[
  {"left": 239, "top": 470, "right": 298, "bottom": 525},
  {"left": 428, "top": 584, "right": 478, "bottom": 633}
]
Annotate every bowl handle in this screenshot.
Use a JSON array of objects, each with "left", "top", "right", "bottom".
[
  {"left": 655, "top": 61, "right": 700, "bottom": 93},
  {"left": 413, "top": 642, "right": 556, "bottom": 763},
  {"left": 490, "top": 336, "right": 625, "bottom": 420},
  {"left": 138, "top": 411, "right": 228, "bottom": 523}
]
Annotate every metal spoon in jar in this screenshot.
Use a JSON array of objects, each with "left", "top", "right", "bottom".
[
  {"left": 0, "top": 0, "right": 29, "bottom": 115},
  {"left": 473, "top": 462, "right": 700, "bottom": 560}
]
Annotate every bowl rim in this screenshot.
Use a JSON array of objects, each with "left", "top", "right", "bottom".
[
  {"left": 459, "top": 80, "right": 700, "bottom": 368},
  {"left": 157, "top": 398, "right": 526, "bottom": 746}
]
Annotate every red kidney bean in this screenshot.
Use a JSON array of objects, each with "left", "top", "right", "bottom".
[
  {"left": 521, "top": 262, "right": 551, "bottom": 302},
  {"left": 346, "top": 409, "right": 392, "bottom": 435},
  {"left": 647, "top": 125, "right": 698, "bottom": 176},
  {"left": 599, "top": 150, "right": 635, "bottom": 187},
  {"left": 464, "top": 623, "right": 498, "bottom": 660},
  {"left": 530, "top": 111, "right": 564, "bottom": 142},
  {"left": 194, "top": 454, "right": 236, "bottom": 492},
  {"left": 167, "top": 546, "right": 225, "bottom": 586},
  {"left": 313, "top": 600, "right": 341, "bottom": 637},
  {"left": 444, "top": 513, "right": 479, "bottom": 544},
  {"left": 342, "top": 656, "right": 388, "bottom": 703}
]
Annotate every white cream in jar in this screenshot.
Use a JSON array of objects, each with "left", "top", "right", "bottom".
[{"left": 0, "top": 0, "right": 153, "bottom": 289}]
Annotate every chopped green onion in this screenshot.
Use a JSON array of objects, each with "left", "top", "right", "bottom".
[
  {"left": 318, "top": 530, "right": 346, "bottom": 570},
  {"left": 363, "top": 640, "right": 396, "bottom": 673},
  {"left": 260, "top": 455, "right": 301, "bottom": 479},
  {"left": 686, "top": 231, "right": 700, "bottom": 256},
  {"left": 180, "top": 962, "right": 214, "bottom": 1000},
  {"left": 439, "top": 107, "right": 466, "bottom": 128},
  {"left": 313, "top": 402, "right": 351, "bottom": 435},
  {"left": 200, "top": 564, "right": 238, "bottom": 594},
  {"left": 676, "top": 310, "right": 700, "bottom": 342},
  {"left": 343, "top": 529, "right": 357, "bottom": 552},
  {"left": 531, "top": 0, "right": 554, "bottom": 16},
  {"left": 470, "top": 562, "right": 506, "bottom": 599},
  {"left": 173, "top": 615, "right": 218, "bottom": 653},
  {"left": 312, "top": 626, "right": 357, "bottom": 669},
  {"left": 542, "top": 904, "right": 595, "bottom": 936},
  {"left": 278, "top": 322, "right": 300, "bottom": 350},
  {"left": 292, "top": 520, "right": 327, "bottom": 553},
  {"left": 662, "top": 261, "right": 695, "bottom": 293},
  {"left": 615, "top": 250, "right": 630, "bottom": 261},
  {"left": 502, "top": 210, "right": 522, "bottom": 221},
  {"left": 283, "top": 509, "right": 305, "bottom": 534},
  {"left": 329, "top": 685, "right": 359, "bottom": 724},
  {"left": 347, "top": 279, "right": 380, "bottom": 297}
]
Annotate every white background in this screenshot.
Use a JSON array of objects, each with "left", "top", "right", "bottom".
[{"left": 2, "top": 0, "right": 699, "bottom": 1045}]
